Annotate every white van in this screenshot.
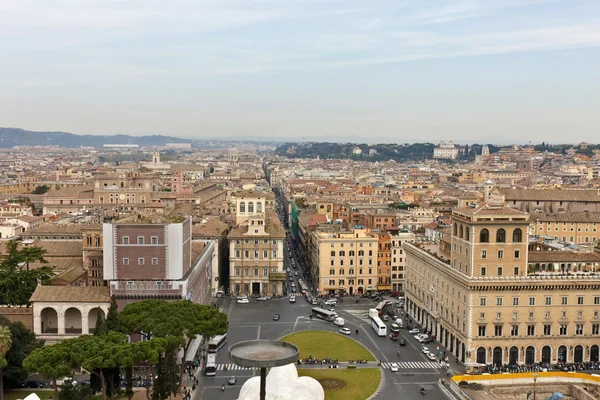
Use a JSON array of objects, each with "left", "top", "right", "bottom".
[
  {"left": 333, "top": 317, "right": 345, "bottom": 326},
  {"left": 289, "top": 296, "right": 296, "bottom": 303}
]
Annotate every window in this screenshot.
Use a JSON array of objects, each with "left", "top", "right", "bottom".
[
  {"left": 478, "top": 325, "right": 486, "bottom": 336},
  {"left": 496, "top": 297, "right": 503, "bottom": 306},
  {"left": 329, "top": 269, "right": 335, "bottom": 275},
  {"left": 497, "top": 267, "right": 503, "bottom": 276},
  {"left": 529, "top": 297, "right": 536, "bottom": 306},
  {"left": 151, "top": 236, "right": 158, "bottom": 245},
  {"left": 123, "top": 258, "right": 129, "bottom": 265},
  {"left": 494, "top": 325, "right": 503, "bottom": 336},
  {"left": 235, "top": 268, "right": 240, "bottom": 276},
  {"left": 498, "top": 251, "right": 503, "bottom": 259},
  {"left": 481, "top": 250, "right": 487, "bottom": 259},
  {"left": 513, "top": 228, "right": 522, "bottom": 242},
  {"left": 137, "top": 236, "right": 144, "bottom": 245},
  {"left": 235, "top": 250, "right": 241, "bottom": 258},
  {"left": 543, "top": 324, "right": 551, "bottom": 335},
  {"left": 122, "top": 236, "right": 129, "bottom": 245},
  {"left": 593, "top": 324, "right": 600, "bottom": 335},
  {"left": 513, "top": 311, "right": 518, "bottom": 320},
  {"left": 559, "top": 325, "right": 567, "bottom": 335},
  {"left": 496, "top": 228, "right": 506, "bottom": 243},
  {"left": 480, "top": 297, "right": 486, "bottom": 306},
  {"left": 263, "top": 268, "right": 268, "bottom": 277},
  {"left": 561, "top": 296, "right": 568, "bottom": 305},
  {"left": 513, "top": 267, "right": 519, "bottom": 275},
  {"left": 576, "top": 324, "right": 583, "bottom": 335},
  {"left": 239, "top": 202, "right": 245, "bottom": 212},
  {"left": 595, "top": 296, "right": 600, "bottom": 305},
  {"left": 480, "top": 312, "right": 485, "bottom": 319},
  {"left": 513, "top": 297, "right": 519, "bottom": 306},
  {"left": 254, "top": 268, "right": 259, "bottom": 276},
  {"left": 480, "top": 229, "right": 489, "bottom": 243},
  {"left": 577, "top": 296, "right": 584, "bottom": 305},
  {"left": 151, "top": 258, "right": 158, "bottom": 265},
  {"left": 511, "top": 325, "right": 519, "bottom": 336},
  {"left": 514, "top": 250, "right": 520, "bottom": 259},
  {"left": 527, "top": 325, "right": 535, "bottom": 336},
  {"left": 263, "top": 250, "right": 268, "bottom": 258},
  {"left": 481, "top": 267, "right": 487, "bottom": 276},
  {"left": 138, "top": 258, "right": 144, "bottom": 265},
  {"left": 577, "top": 311, "right": 583, "bottom": 319},
  {"left": 545, "top": 296, "right": 552, "bottom": 306}
]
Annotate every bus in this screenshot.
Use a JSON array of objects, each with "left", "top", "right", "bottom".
[
  {"left": 208, "top": 334, "right": 227, "bottom": 353},
  {"left": 368, "top": 308, "right": 387, "bottom": 337},
  {"left": 205, "top": 353, "right": 217, "bottom": 376},
  {"left": 311, "top": 307, "right": 337, "bottom": 322},
  {"left": 375, "top": 300, "right": 392, "bottom": 316}
]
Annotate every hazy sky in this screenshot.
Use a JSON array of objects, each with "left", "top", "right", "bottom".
[{"left": 1, "top": 0, "right": 600, "bottom": 143}]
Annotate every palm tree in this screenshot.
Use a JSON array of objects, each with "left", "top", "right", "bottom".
[{"left": 0, "top": 325, "right": 13, "bottom": 400}]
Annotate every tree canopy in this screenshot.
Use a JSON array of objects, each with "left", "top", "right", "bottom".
[{"left": 0, "top": 315, "right": 43, "bottom": 389}]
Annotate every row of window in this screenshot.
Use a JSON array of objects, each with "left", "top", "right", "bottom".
[
  {"left": 235, "top": 250, "right": 278, "bottom": 258},
  {"left": 235, "top": 239, "right": 279, "bottom": 245},
  {"left": 329, "top": 242, "right": 374, "bottom": 247},
  {"left": 330, "top": 258, "right": 372, "bottom": 266},
  {"left": 234, "top": 267, "right": 277, "bottom": 276},
  {"left": 478, "top": 323, "right": 599, "bottom": 337},
  {"left": 480, "top": 266, "right": 520, "bottom": 276},
  {"left": 480, "top": 295, "right": 600, "bottom": 306},
  {"left": 481, "top": 250, "right": 520, "bottom": 259},
  {"left": 328, "top": 268, "right": 372, "bottom": 276},
  {"left": 122, "top": 257, "right": 159, "bottom": 265},
  {"left": 464, "top": 227, "right": 523, "bottom": 243},
  {"left": 327, "top": 278, "right": 372, "bottom": 286},
  {"left": 480, "top": 309, "right": 600, "bottom": 321},
  {"left": 330, "top": 250, "right": 373, "bottom": 257},
  {"left": 121, "top": 236, "right": 159, "bottom": 245},
  {"left": 238, "top": 201, "right": 263, "bottom": 213}
]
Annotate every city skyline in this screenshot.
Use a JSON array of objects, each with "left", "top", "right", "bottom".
[{"left": 1, "top": 0, "right": 600, "bottom": 142}]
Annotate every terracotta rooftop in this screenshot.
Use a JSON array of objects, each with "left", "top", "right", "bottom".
[
  {"left": 528, "top": 251, "right": 600, "bottom": 263},
  {"left": 30, "top": 286, "right": 111, "bottom": 303},
  {"left": 499, "top": 188, "right": 600, "bottom": 202},
  {"left": 530, "top": 212, "right": 600, "bottom": 223}
]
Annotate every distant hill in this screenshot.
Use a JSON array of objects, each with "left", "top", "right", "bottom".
[{"left": 0, "top": 128, "right": 193, "bottom": 148}]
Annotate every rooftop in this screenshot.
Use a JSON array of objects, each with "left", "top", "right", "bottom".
[{"left": 30, "top": 286, "right": 111, "bottom": 303}]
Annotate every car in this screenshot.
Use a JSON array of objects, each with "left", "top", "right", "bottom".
[
  {"left": 324, "top": 300, "right": 337, "bottom": 306},
  {"left": 237, "top": 298, "right": 250, "bottom": 304},
  {"left": 257, "top": 296, "right": 270, "bottom": 301},
  {"left": 339, "top": 328, "right": 351, "bottom": 335},
  {"left": 294, "top": 272, "right": 298, "bottom": 276},
  {"left": 399, "top": 339, "right": 406, "bottom": 346},
  {"left": 273, "top": 314, "right": 280, "bottom": 321},
  {"left": 237, "top": 295, "right": 248, "bottom": 300},
  {"left": 390, "top": 363, "right": 399, "bottom": 372},
  {"left": 23, "top": 381, "right": 44, "bottom": 389},
  {"left": 56, "top": 377, "right": 76, "bottom": 386},
  {"left": 389, "top": 333, "right": 398, "bottom": 340},
  {"left": 421, "top": 347, "right": 430, "bottom": 354},
  {"left": 286, "top": 268, "right": 291, "bottom": 272},
  {"left": 390, "top": 324, "right": 400, "bottom": 333},
  {"left": 228, "top": 376, "right": 237, "bottom": 385},
  {"left": 291, "top": 282, "right": 296, "bottom": 287},
  {"left": 427, "top": 353, "right": 437, "bottom": 361},
  {"left": 409, "top": 328, "right": 420, "bottom": 334},
  {"left": 292, "top": 287, "right": 297, "bottom": 293},
  {"left": 382, "top": 315, "right": 389, "bottom": 321},
  {"left": 79, "top": 380, "right": 91, "bottom": 387}
]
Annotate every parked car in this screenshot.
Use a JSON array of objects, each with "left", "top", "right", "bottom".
[
  {"left": 339, "top": 328, "right": 351, "bottom": 335},
  {"left": 409, "top": 328, "right": 420, "bottom": 334},
  {"left": 228, "top": 376, "right": 237, "bottom": 385},
  {"left": 273, "top": 314, "right": 280, "bottom": 321},
  {"left": 23, "top": 381, "right": 44, "bottom": 389},
  {"left": 237, "top": 298, "right": 250, "bottom": 304},
  {"left": 257, "top": 296, "right": 271, "bottom": 301},
  {"left": 421, "top": 347, "right": 430, "bottom": 354},
  {"left": 390, "top": 363, "right": 399, "bottom": 372}
]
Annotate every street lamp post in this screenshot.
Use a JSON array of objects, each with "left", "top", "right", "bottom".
[{"left": 532, "top": 373, "right": 538, "bottom": 400}]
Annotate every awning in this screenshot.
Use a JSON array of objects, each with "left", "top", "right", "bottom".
[{"left": 185, "top": 335, "right": 204, "bottom": 363}]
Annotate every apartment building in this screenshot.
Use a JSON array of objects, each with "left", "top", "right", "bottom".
[
  {"left": 529, "top": 212, "right": 600, "bottom": 244},
  {"left": 313, "top": 227, "right": 379, "bottom": 296},
  {"left": 377, "top": 232, "right": 392, "bottom": 291},
  {"left": 405, "top": 203, "right": 600, "bottom": 366},
  {"left": 228, "top": 214, "right": 285, "bottom": 296},
  {"left": 390, "top": 229, "right": 415, "bottom": 293}
]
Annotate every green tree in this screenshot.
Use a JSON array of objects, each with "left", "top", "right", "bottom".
[
  {"left": 19, "top": 246, "right": 48, "bottom": 272},
  {"left": 0, "top": 315, "right": 44, "bottom": 389},
  {"left": 23, "top": 341, "right": 73, "bottom": 400},
  {"left": 118, "top": 300, "right": 228, "bottom": 395},
  {"left": 0, "top": 325, "right": 12, "bottom": 400},
  {"left": 31, "top": 185, "right": 51, "bottom": 195}
]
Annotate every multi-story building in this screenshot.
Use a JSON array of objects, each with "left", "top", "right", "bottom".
[
  {"left": 433, "top": 141, "right": 460, "bottom": 160},
  {"left": 377, "top": 232, "right": 392, "bottom": 292},
  {"left": 312, "top": 227, "right": 379, "bottom": 296},
  {"left": 103, "top": 215, "right": 215, "bottom": 308},
  {"left": 227, "top": 214, "right": 285, "bottom": 296},
  {"left": 405, "top": 202, "right": 600, "bottom": 366},
  {"left": 390, "top": 229, "right": 415, "bottom": 293},
  {"left": 529, "top": 212, "right": 600, "bottom": 244}
]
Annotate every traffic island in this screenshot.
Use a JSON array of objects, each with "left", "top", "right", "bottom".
[{"left": 280, "top": 330, "right": 375, "bottom": 361}]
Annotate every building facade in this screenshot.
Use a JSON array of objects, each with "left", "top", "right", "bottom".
[
  {"left": 390, "top": 230, "right": 415, "bottom": 293},
  {"left": 433, "top": 141, "right": 460, "bottom": 160},
  {"left": 405, "top": 203, "right": 600, "bottom": 366}
]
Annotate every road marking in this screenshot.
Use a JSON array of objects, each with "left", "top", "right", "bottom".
[
  {"left": 256, "top": 325, "right": 261, "bottom": 340},
  {"left": 380, "top": 361, "right": 442, "bottom": 369}
]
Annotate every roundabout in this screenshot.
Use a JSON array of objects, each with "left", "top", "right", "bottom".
[{"left": 280, "top": 330, "right": 381, "bottom": 400}]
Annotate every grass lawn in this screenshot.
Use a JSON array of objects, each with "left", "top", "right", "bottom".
[
  {"left": 281, "top": 330, "right": 375, "bottom": 361},
  {"left": 298, "top": 368, "right": 381, "bottom": 400}
]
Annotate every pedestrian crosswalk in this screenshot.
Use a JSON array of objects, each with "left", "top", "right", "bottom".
[
  {"left": 381, "top": 361, "right": 442, "bottom": 369},
  {"left": 211, "top": 364, "right": 260, "bottom": 371}
]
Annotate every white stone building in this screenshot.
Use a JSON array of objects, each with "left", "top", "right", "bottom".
[{"left": 433, "top": 141, "right": 460, "bottom": 160}]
